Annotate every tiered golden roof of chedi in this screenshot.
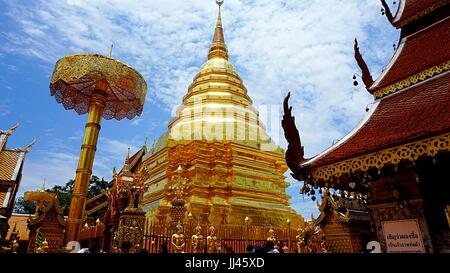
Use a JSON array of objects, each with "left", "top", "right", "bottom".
[{"left": 139, "top": 4, "right": 303, "bottom": 227}]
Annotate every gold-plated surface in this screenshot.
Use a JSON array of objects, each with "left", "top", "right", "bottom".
[
  {"left": 65, "top": 92, "right": 105, "bottom": 244},
  {"left": 311, "top": 133, "right": 450, "bottom": 182},
  {"left": 50, "top": 53, "right": 147, "bottom": 120},
  {"left": 141, "top": 2, "right": 303, "bottom": 229},
  {"left": 373, "top": 60, "right": 450, "bottom": 99}
]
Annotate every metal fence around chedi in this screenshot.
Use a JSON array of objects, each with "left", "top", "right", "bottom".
[{"left": 143, "top": 221, "right": 301, "bottom": 253}]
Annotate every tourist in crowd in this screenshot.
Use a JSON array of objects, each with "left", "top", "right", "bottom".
[
  {"left": 121, "top": 241, "right": 132, "bottom": 253},
  {"left": 77, "top": 240, "right": 90, "bottom": 253},
  {"left": 90, "top": 238, "right": 104, "bottom": 253},
  {"left": 246, "top": 245, "right": 254, "bottom": 253},
  {"left": 225, "top": 246, "right": 234, "bottom": 253},
  {"left": 265, "top": 241, "right": 279, "bottom": 253}
]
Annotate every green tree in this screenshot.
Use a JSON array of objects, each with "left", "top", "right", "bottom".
[
  {"left": 13, "top": 197, "right": 36, "bottom": 215},
  {"left": 14, "top": 175, "right": 109, "bottom": 216}
]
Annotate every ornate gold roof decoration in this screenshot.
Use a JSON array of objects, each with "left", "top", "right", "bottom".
[
  {"left": 49, "top": 53, "right": 147, "bottom": 120},
  {"left": 310, "top": 132, "right": 450, "bottom": 182},
  {"left": 373, "top": 60, "right": 450, "bottom": 99},
  {"left": 395, "top": 0, "right": 450, "bottom": 28}
]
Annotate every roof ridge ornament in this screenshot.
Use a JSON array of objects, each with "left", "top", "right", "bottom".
[
  {"left": 6, "top": 122, "right": 20, "bottom": 136},
  {"left": 23, "top": 137, "right": 36, "bottom": 153},
  {"left": 282, "top": 92, "right": 305, "bottom": 181},
  {"left": 380, "top": 0, "right": 395, "bottom": 26},
  {"left": 354, "top": 39, "right": 374, "bottom": 91}
]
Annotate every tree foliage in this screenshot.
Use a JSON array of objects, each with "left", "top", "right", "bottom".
[{"left": 14, "top": 175, "right": 109, "bottom": 216}]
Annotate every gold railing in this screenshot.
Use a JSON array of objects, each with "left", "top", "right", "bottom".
[{"left": 143, "top": 221, "right": 300, "bottom": 253}]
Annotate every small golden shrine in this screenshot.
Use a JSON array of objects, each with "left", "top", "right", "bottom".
[{"left": 24, "top": 187, "right": 66, "bottom": 253}]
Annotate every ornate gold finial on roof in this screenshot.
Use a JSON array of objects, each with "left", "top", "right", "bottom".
[
  {"left": 208, "top": 0, "right": 228, "bottom": 60},
  {"left": 113, "top": 166, "right": 117, "bottom": 177},
  {"left": 6, "top": 122, "right": 19, "bottom": 136},
  {"left": 23, "top": 137, "right": 36, "bottom": 153},
  {"left": 40, "top": 179, "right": 46, "bottom": 192}
]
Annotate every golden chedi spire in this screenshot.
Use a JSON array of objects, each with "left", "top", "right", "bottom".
[
  {"left": 208, "top": 0, "right": 228, "bottom": 60},
  {"left": 168, "top": 0, "right": 276, "bottom": 150},
  {"left": 142, "top": 0, "right": 303, "bottom": 228}
]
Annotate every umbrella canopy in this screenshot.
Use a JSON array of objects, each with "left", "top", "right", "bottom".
[{"left": 50, "top": 53, "right": 147, "bottom": 120}]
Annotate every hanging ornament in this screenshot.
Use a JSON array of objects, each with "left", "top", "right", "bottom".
[
  {"left": 353, "top": 74, "right": 358, "bottom": 86},
  {"left": 311, "top": 196, "right": 316, "bottom": 202},
  {"left": 394, "top": 165, "right": 399, "bottom": 172},
  {"left": 432, "top": 158, "right": 437, "bottom": 164},
  {"left": 310, "top": 189, "right": 315, "bottom": 195},
  {"left": 381, "top": 8, "right": 385, "bottom": 15}
]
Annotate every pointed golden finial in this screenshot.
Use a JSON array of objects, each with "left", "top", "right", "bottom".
[
  {"left": 40, "top": 179, "right": 46, "bottom": 192},
  {"left": 23, "top": 137, "right": 36, "bottom": 153},
  {"left": 6, "top": 122, "right": 19, "bottom": 136},
  {"left": 216, "top": 0, "right": 223, "bottom": 26},
  {"left": 126, "top": 147, "right": 130, "bottom": 161},
  {"left": 209, "top": 0, "right": 228, "bottom": 60},
  {"left": 108, "top": 44, "right": 114, "bottom": 57},
  {"left": 113, "top": 166, "right": 117, "bottom": 177},
  {"left": 175, "top": 165, "right": 183, "bottom": 174}
]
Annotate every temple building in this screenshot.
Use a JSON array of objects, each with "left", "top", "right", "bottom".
[
  {"left": 138, "top": 3, "right": 303, "bottom": 228},
  {"left": 0, "top": 123, "right": 34, "bottom": 247},
  {"left": 283, "top": 0, "right": 449, "bottom": 253}
]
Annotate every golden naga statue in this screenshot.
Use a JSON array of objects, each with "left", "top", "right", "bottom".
[
  {"left": 320, "top": 237, "right": 329, "bottom": 253},
  {"left": 191, "top": 224, "right": 204, "bottom": 253},
  {"left": 206, "top": 225, "right": 218, "bottom": 253},
  {"left": 35, "top": 228, "right": 49, "bottom": 253},
  {"left": 295, "top": 223, "right": 323, "bottom": 253},
  {"left": 171, "top": 221, "right": 186, "bottom": 253}
]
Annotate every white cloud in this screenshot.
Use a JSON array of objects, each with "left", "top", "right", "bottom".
[{"left": 3, "top": 0, "right": 400, "bottom": 217}]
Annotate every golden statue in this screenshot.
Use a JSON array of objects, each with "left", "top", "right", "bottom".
[
  {"left": 266, "top": 228, "right": 278, "bottom": 246},
  {"left": 171, "top": 222, "right": 186, "bottom": 253},
  {"left": 35, "top": 228, "right": 49, "bottom": 253},
  {"left": 206, "top": 225, "right": 218, "bottom": 253},
  {"left": 2, "top": 226, "right": 19, "bottom": 253},
  {"left": 191, "top": 224, "right": 204, "bottom": 253},
  {"left": 295, "top": 227, "right": 306, "bottom": 253}
]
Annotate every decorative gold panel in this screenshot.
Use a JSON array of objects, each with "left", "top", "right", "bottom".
[
  {"left": 311, "top": 133, "right": 450, "bottom": 181},
  {"left": 373, "top": 60, "right": 450, "bottom": 99}
]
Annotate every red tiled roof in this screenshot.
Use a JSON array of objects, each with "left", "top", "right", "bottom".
[
  {"left": 7, "top": 214, "right": 30, "bottom": 241},
  {"left": 307, "top": 72, "right": 450, "bottom": 168},
  {"left": 394, "top": 0, "right": 446, "bottom": 26},
  {"left": 0, "top": 149, "right": 25, "bottom": 181},
  {"left": 371, "top": 17, "right": 450, "bottom": 91}
]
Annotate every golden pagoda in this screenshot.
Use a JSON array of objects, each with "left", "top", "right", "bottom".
[{"left": 140, "top": 1, "right": 303, "bottom": 227}]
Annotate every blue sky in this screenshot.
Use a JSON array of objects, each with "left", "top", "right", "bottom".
[{"left": 0, "top": 0, "right": 399, "bottom": 220}]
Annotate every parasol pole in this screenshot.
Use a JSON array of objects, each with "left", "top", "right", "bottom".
[{"left": 65, "top": 80, "right": 108, "bottom": 244}]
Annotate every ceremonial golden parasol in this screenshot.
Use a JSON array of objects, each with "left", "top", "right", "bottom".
[{"left": 49, "top": 53, "right": 147, "bottom": 245}]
